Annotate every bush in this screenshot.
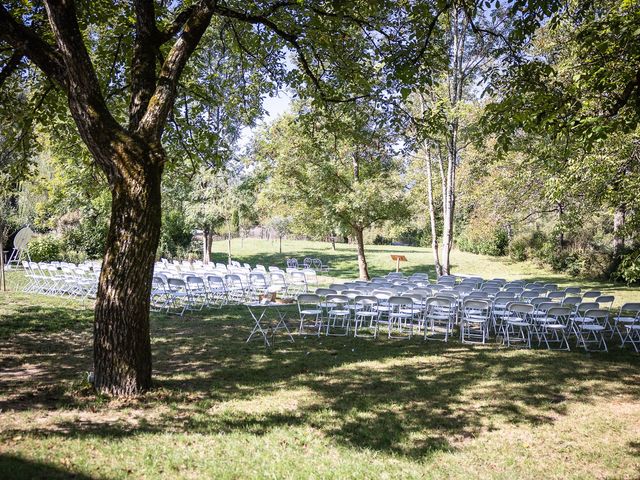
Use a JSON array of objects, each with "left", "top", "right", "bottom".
[
  {"left": 457, "top": 228, "right": 509, "bottom": 257},
  {"left": 159, "top": 210, "right": 192, "bottom": 257},
  {"left": 63, "top": 218, "right": 108, "bottom": 259},
  {"left": 508, "top": 237, "right": 529, "bottom": 261},
  {"left": 613, "top": 249, "right": 640, "bottom": 285},
  {"left": 373, "top": 234, "right": 392, "bottom": 245},
  {"left": 27, "top": 235, "right": 61, "bottom": 262}
]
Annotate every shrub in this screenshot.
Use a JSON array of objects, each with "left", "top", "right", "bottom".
[
  {"left": 27, "top": 235, "right": 61, "bottom": 262},
  {"left": 508, "top": 237, "right": 529, "bottom": 261},
  {"left": 63, "top": 218, "right": 108, "bottom": 259},
  {"left": 457, "top": 228, "right": 509, "bottom": 257},
  {"left": 159, "top": 210, "right": 192, "bottom": 257},
  {"left": 373, "top": 234, "right": 392, "bottom": 245},
  {"left": 613, "top": 249, "right": 640, "bottom": 285}
]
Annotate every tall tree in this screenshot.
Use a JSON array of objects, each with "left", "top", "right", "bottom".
[
  {"left": 254, "top": 105, "right": 409, "bottom": 280},
  {"left": 0, "top": 0, "right": 418, "bottom": 395}
]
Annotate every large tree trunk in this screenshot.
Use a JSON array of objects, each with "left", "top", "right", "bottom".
[
  {"left": 354, "top": 227, "right": 370, "bottom": 280},
  {"left": 93, "top": 149, "right": 163, "bottom": 396}
]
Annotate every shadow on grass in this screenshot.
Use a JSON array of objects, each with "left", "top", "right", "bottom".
[
  {"left": 3, "top": 303, "right": 640, "bottom": 462},
  {"left": 0, "top": 453, "right": 100, "bottom": 479},
  {"left": 0, "top": 303, "right": 92, "bottom": 339}
]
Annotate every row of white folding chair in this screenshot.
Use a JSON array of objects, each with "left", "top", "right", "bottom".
[{"left": 22, "top": 261, "right": 99, "bottom": 301}]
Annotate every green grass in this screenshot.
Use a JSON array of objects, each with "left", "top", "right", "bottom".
[{"left": 1, "top": 240, "right": 640, "bottom": 479}]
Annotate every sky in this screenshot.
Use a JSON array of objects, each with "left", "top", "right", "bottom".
[{"left": 237, "top": 88, "right": 293, "bottom": 151}]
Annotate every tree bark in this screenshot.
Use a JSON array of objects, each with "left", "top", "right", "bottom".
[
  {"left": 425, "top": 146, "right": 443, "bottom": 277},
  {"left": 93, "top": 146, "right": 163, "bottom": 396},
  {"left": 279, "top": 235, "right": 282, "bottom": 253},
  {"left": 202, "top": 227, "right": 210, "bottom": 264},
  {"left": 0, "top": 238, "right": 5, "bottom": 292},
  {"left": 354, "top": 227, "right": 370, "bottom": 280},
  {"left": 227, "top": 218, "right": 232, "bottom": 264}
]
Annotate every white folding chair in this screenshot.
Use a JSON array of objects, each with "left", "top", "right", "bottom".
[
  {"left": 460, "top": 299, "right": 491, "bottom": 344},
  {"left": 297, "top": 293, "right": 323, "bottom": 336}
]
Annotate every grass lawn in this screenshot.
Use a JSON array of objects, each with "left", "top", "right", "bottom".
[{"left": 1, "top": 240, "right": 639, "bottom": 479}]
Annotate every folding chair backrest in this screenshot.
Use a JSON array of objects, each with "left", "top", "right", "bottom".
[
  {"left": 562, "top": 296, "right": 582, "bottom": 307},
  {"left": 463, "top": 299, "right": 490, "bottom": 310},
  {"left": 467, "top": 291, "right": 490, "bottom": 299},
  {"left": 326, "top": 294, "right": 349, "bottom": 306},
  {"left": 402, "top": 292, "right": 425, "bottom": 303},
  {"left": 297, "top": 293, "right": 320, "bottom": 305},
  {"left": 531, "top": 297, "right": 550, "bottom": 307},
  {"left": 341, "top": 289, "right": 362, "bottom": 299},
  {"left": 270, "top": 272, "right": 287, "bottom": 285},
  {"left": 547, "top": 306, "right": 572, "bottom": 325},
  {"left": 168, "top": 278, "right": 187, "bottom": 291},
  {"left": 521, "top": 291, "right": 539, "bottom": 301},
  {"left": 207, "top": 275, "right": 225, "bottom": 287},
  {"left": 584, "top": 308, "right": 609, "bottom": 324},
  {"left": 596, "top": 295, "right": 614, "bottom": 308},
  {"left": 548, "top": 291, "right": 566, "bottom": 301},
  {"left": 564, "top": 287, "right": 581, "bottom": 295},
  {"left": 315, "top": 288, "right": 337, "bottom": 296},
  {"left": 618, "top": 303, "right": 640, "bottom": 321},
  {"left": 388, "top": 296, "right": 413, "bottom": 308},
  {"left": 411, "top": 288, "right": 432, "bottom": 297},
  {"left": 583, "top": 290, "right": 601, "bottom": 299},
  {"left": 495, "top": 291, "right": 516, "bottom": 300},
  {"left": 186, "top": 275, "right": 204, "bottom": 287},
  {"left": 576, "top": 302, "right": 599, "bottom": 314},
  {"left": 506, "top": 287, "right": 524, "bottom": 294},
  {"left": 507, "top": 302, "right": 534, "bottom": 314},
  {"left": 250, "top": 273, "right": 268, "bottom": 287},
  {"left": 328, "top": 283, "right": 345, "bottom": 292},
  {"left": 355, "top": 295, "right": 378, "bottom": 307},
  {"left": 426, "top": 297, "right": 456, "bottom": 309},
  {"left": 536, "top": 301, "right": 557, "bottom": 313}
]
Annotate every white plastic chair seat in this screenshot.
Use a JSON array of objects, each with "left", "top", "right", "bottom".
[
  {"left": 545, "top": 323, "right": 566, "bottom": 330},
  {"left": 330, "top": 309, "right": 350, "bottom": 316},
  {"left": 616, "top": 316, "right": 637, "bottom": 324},
  {"left": 300, "top": 308, "right": 322, "bottom": 316},
  {"left": 465, "top": 315, "right": 488, "bottom": 323},
  {"left": 507, "top": 319, "right": 529, "bottom": 327},
  {"left": 580, "top": 324, "right": 605, "bottom": 331}
]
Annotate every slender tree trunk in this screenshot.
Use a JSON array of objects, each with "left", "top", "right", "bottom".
[
  {"left": 354, "top": 227, "right": 370, "bottom": 280},
  {"left": 557, "top": 203, "right": 565, "bottom": 248},
  {"left": 439, "top": 7, "right": 466, "bottom": 276},
  {"left": 202, "top": 227, "right": 210, "bottom": 264},
  {"left": 279, "top": 235, "right": 282, "bottom": 254},
  {"left": 93, "top": 150, "right": 163, "bottom": 396},
  {"left": 613, "top": 204, "right": 626, "bottom": 256},
  {"left": 331, "top": 235, "right": 336, "bottom": 251},
  {"left": 0, "top": 238, "right": 5, "bottom": 292},
  {"left": 423, "top": 142, "right": 443, "bottom": 277},
  {"left": 227, "top": 219, "right": 232, "bottom": 265}
]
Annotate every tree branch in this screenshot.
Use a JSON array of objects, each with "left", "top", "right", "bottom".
[
  {"left": 0, "top": 50, "right": 23, "bottom": 87},
  {"left": 137, "top": 2, "right": 214, "bottom": 139},
  {"left": 608, "top": 69, "right": 640, "bottom": 118},
  {"left": 129, "top": 0, "right": 161, "bottom": 131},
  {"left": 0, "top": 4, "right": 67, "bottom": 89},
  {"left": 211, "top": 3, "right": 369, "bottom": 104},
  {"left": 43, "top": 0, "right": 123, "bottom": 166}
]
